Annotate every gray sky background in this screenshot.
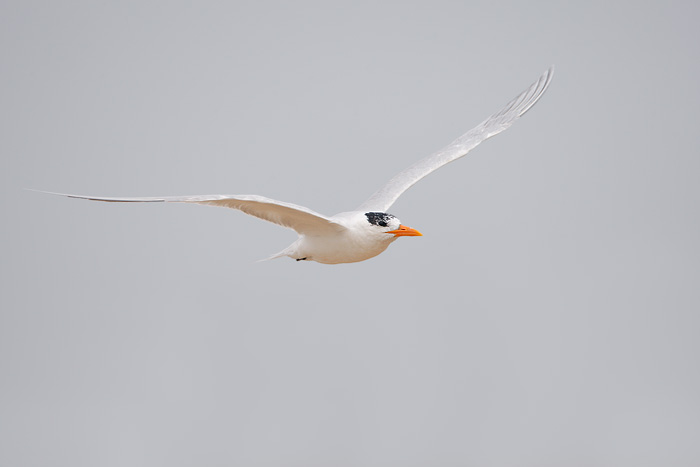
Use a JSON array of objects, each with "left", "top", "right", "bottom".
[{"left": 2, "top": 1, "right": 699, "bottom": 466}]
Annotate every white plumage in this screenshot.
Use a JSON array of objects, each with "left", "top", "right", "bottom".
[{"left": 37, "top": 67, "right": 554, "bottom": 264}]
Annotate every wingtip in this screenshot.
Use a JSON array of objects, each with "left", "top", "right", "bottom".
[
  {"left": 25, "top": 189, "right": 92, "bottom": 200},
  {"left": 25, "top": 188, "right": 65, "bottom": 196},
  {"left": 541, "top": 65, "right": 555, "bottom": 93}
]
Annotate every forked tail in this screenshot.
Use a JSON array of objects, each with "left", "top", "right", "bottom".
[
  {"left": 256, "top": 249, "right": 289, "bottom": 262},
  {"left": 256, "top": 240, "right": 300, "bottom": 262}
]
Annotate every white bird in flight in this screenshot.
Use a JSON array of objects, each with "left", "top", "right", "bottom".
[{"left": 40, "top": 67, "right": 553, "bottom": 264}]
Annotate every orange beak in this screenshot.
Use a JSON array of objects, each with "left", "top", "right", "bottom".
[{"left": 386, "top": 225, "right": 423, "bottom": 237}]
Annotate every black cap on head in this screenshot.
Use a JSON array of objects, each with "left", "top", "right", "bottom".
[{"left": 365, "top": 212, "right": 395, "bottom": 227}]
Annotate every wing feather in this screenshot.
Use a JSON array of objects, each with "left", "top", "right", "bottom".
[
  {"left": 34, "top": 191, "right": 345, "bottom": 236},
  {"left": 356, "top": 66, "right": 554, "bottom": 212}
]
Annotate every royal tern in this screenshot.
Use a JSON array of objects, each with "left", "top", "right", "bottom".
[{"left": 39, "top": 67, "right": 553, "bottom": 264}]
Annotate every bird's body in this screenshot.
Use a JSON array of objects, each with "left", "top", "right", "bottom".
[
  {"left": 270, "top": 211, "right": 407, "bottom": 264},
  {"left": 37, "top": 67, "right": 553, "bottom": 264}
]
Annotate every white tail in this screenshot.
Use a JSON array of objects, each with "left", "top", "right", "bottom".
[
  {"left": 256, "top": 239, "right": 301, "bottom": 262},
  {"left": 256, "top": 250, "right": 289, "bottom": 262}
]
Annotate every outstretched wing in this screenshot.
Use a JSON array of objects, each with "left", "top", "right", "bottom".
[
  {"left": 356, "top": 66, "right": 554, "bottom": 212},
  {"left": 35, "top": 191, "right": 346, "bottom": 236}
]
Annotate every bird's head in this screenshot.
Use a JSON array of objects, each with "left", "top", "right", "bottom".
[{"left": 364, "top": 212, "right": 423, "bottom": 238}]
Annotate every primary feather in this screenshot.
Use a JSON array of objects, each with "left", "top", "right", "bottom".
[
  {"left": 33, "top": 191, "right": 345, "bottom": 236},
  {"left": 356, "top": 66, "right": 554, "bottom": 212}
]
